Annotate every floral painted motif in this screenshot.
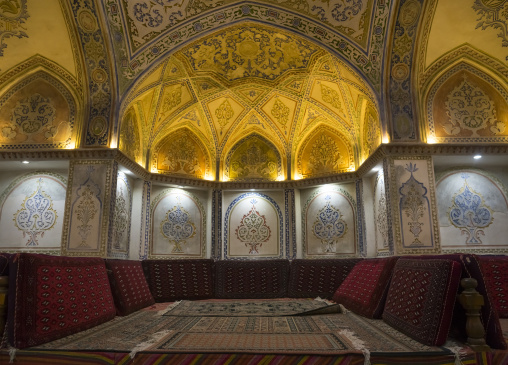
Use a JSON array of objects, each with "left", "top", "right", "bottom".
[
  {"left": 473, "top": 0, "right": 508, "bottom": 48},
  {"left": 271, "top": 98, "right": 290, "bottom": 127},
  {"left": 377, "top": 191, "right": 389, "bottom": 248},
  {"left": 11, "top": 93, "right": 56, "bottom": 137},
  {"left": 14, "top": 178, "right": 57, "bottom": 246},
  {"left": 309, "top": 134, "right": 341, "bottom": 173},
  {"left": 74, "top": 167, "right": 101, "bottom": 248},
  {"left": 112, "top": 187, "right": 128, "bottom": 250},
  {"left": 444, "top": 76, "right": 504, "bottom": 136},
  {"left": 312, "top": 195, "right": 347, "bottom": 253},
  {"left": 399, "top": 163, "right": 429, "bottom": 246},
  {"left": 161, "top": 201, "right": 196, "bottom": 253},
  {"left": 0, "top": 0, "right": 29, "bottom": 57},
  {"left": 235, "top": 199, "right": 271, "bottom": 254},
  {"left": 449, "top": 174, "right": 493, "bottom": 244}
]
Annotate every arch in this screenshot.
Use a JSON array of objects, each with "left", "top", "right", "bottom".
[
  {"left": 295, "top": 124, "right": 354, "bottom": 179},
  {"left": 423, "top": 61, "right": 508, "bottom": 143},
  {"left": 151, "top": 127, "right": 213, "bottom": 180},
  {"left": 0, "top": 70, "right": 80, "bottom": 149},
  {"left": 223, "top": 133, "right": 283, "bottom": 182}
]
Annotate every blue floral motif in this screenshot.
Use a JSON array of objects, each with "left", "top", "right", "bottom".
[
  {"left": 14, "top": 178, "right": 57, "bottom": 246},
  {"left": 449, "top": 175, "right": 493, "bottom": 244},
  {"left": 235, "top": 199, "right": 271, "bottom": 254},
  {"left": 161, "top": 202, "right": 196, "bottom": 253},
  {"left": 312, "top": 195, "right": 347, "bottom": 253}
]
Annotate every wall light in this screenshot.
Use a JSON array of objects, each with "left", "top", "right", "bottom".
[
  {"left": 474, "top": 155, "right": 482, "bottom": 160},
  {"left": 427, "top": 136, "right": 437, "bottom": 144},
  {"left": 22, "top": 161, "right": 30, "bottom": 164}
]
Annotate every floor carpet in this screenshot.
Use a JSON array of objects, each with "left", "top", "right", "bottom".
[{"left": 161, "top": 298, "right": 339, "bottom": 317}]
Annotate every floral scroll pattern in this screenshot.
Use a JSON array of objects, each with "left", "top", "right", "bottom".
[
  {"left": 160, "top": 201, "right": 196, "bottom": 253},
  {"left": 14, "top": 178, "right": 57, "bottom": 246},
  {"left": 235, "top": 199, "right": 271, "bottom": 254},
  {"left": 73, "top": 167, "right": 102, "bottom": 248},
  {"left": 312, "top": 195, "right": 347, "bottom": 253},
  {"left": 449, "top": 174, "right": 493, "bottom": 244}
]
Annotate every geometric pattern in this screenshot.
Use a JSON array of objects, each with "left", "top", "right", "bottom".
[
  {"left": 105, "top": 260, "right": 155, "bottom": 316},
  {"left": 215, "top": 260, "right": 289, "bottom": 299},
  {"left": 141, "top": 259, "right": 214, "bottom": 302},
  {"left": 7, "top": 253, "right": 116, "bottom": 349},
  {"left": 332, "top": 257, "right": 399, "bottom": 318},
  {"left": 288, "top": 258, "right": 362, "bottom": 299},
  {"left": 382, "top": 258, "right": 462, "bottom": 346},
  {"left": 478, "top": 256, "right": 508, "bottom": 318}
]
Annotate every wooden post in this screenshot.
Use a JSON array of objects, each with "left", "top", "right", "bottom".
[
  {"left": 458, "top": 278, "right": 490, "bottom": 352},
  {"left": 0, "top": 276, "right": 7, "bottom": 337}
]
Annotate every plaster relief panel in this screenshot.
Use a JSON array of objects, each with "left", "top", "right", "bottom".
[
  {"left": 150, "top": 189, "right": 205, "bottom": 259},
  {"left": 437, "top": 170, "right": 508, "bottom": 253},
  {"left": 390, "top": 157, "right": 440, "bottom": 255},
  {"left": 62, "top": 161, "right": 113, "bottom": 256},
  {"left": 373, "top": 171, "right": 389, "bottom": 254},
  {"left": 427, "top": 65, "right": 508, "bottom": 143},
  {"left": 109, "top": 172, "right": 132, "bottom": 258},
  {"left": 0, "top": 172, "right": 66, "bottom": 253},
  {"left": 224, "top": 193, "right": 283, "bottom": 259},
  {"left": 119, "top": 107, "right": 142, "bottom": 165},
  {"left": 0, "top": 75, "right": 75, "bottom": 149},
  {"left": 302, "top": 187, "right": 357, "bottom": 258}
]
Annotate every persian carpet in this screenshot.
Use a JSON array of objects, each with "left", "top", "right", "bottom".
[
  {"left": 161, "top": 298, "right": 339, "bottom": 317},
  {"left": 34, "top": 304, "right": 453, "bottom": 358}
]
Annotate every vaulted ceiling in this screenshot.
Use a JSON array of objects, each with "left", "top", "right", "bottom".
[{"left": 0, "top": 0, "right": 506, "bottom": 181}]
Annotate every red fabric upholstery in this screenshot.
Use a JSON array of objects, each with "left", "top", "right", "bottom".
[
  {"left": 105, "top": 260, "right": 155, "bottom": 316},
  {"left": 215, "top": 260, "right": 289, "bottom": 299},
  {"left": 142, "top": 259, "right": 214, "bottom": 302},
  {"left": 332, "top": 257, "right": 398, "bottom": 318},
  {"left": 288, "top": 258, "right": 362, "bottom": 299},
  {"left": 382, "top": 258, "right": 462, "bottom": 346},
  {"left": 7, "top": 253, "right": 116, "bottom": 349},
  {"left": 477, "top": 256, "right": 508, "bottom": 318}
]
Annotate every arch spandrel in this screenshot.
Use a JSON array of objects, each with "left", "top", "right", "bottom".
[{"left": 119, "top": 107, "right": 143, "bottom": 166}]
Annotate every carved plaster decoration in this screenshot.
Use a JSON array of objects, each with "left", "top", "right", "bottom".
[
  {"left": 444, "top": 76, "right": 503, "bottom": 136},
  {"left": 235, "top": 198, "right": 271, "bottom": 254},
  {"left": 473, "top": 0, "right": 508, "bottom": 49},
  {"left": 312, "top": 195, "right": 347, "bottom": 253},
  {"left": 13, "top": 178, "right": 57, "bottom": 246},
  {"left": 449, "top": 173, "right": 493, "bottom": 244},
  {"left": 0, "top": 0, "right": 29, "bottom": 58},
  {"left": 160, "top": 198, "right": 196, "bottom": 253}
]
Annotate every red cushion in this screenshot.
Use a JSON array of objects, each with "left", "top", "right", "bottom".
[
  {"left": 288, "top": 258, "right": 362, "bottom": 299},
  {"left": 105, "top": 260, "right": 155, "bottom": 316},
  {"left": 142, "top": 259, "right": 214, "bottom": 302},
  {"left": 215, "top": 260, "right": 289, "bottom": 299},
  {"left": 332, "top": 257, "right": 398, "bottom": 318},
  {"left": 382, "top": 258, "right": 462, "bottom": 346},
  {"left": 477, "top": 256, "right": 508, "bottom": 318},
  {"left": 7, "top": 253, "right": 116, "bottom": 349}
]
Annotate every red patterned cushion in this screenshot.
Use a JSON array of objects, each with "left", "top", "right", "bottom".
[
  {"left": 7, "top": 253, "right": 116, "bottom": 349},
  {"left": 332, "top": 257, "right": 398, "bottom": 318},
  {"left": 477, "top": 256, "right": 508, "bottom": 318},
  {"left": 142, "top": 259, "right": 214, "bottom": 302},
  {"left": 215, "top": 260, "right": 289, "bottom": 299},
  {"left": 288, "top": 259, "right": 362, "bottom": 299},
  {"left": 382, "top": 259, "right": 462, "bottom": 346},
  {"left": 105, "top": 260, "right": 155, "bottom": 316}
]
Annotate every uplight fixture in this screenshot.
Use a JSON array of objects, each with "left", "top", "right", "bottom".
[
  {"left": 474, "top": 155, "right": 482, "bottom": 160},
  {"left": 22, "top": 161, "right": 29, "bottom": 164}
]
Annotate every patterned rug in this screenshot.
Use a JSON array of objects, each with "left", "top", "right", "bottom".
[
  {"left": 161, "top": 299, "right": 340, "bottom": 317},
  {"left": 34, "top": 303, "right": 453, "bottom": 357}
]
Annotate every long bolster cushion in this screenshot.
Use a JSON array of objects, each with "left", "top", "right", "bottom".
[
  {"left": 7, "top": 253, "right": 116, "bottom": 349},
  {"left": 105, "top": 259, "right": 155, "bottom": 316},
  {"left": 215, "top": 259, "right": 290, "bottom": 299},
  {"left": 288, "top": 258, "right": 363, "bottom": 299},
  {"left": 142, "top": 259, "right": 215, "bottom": 302},
  {"left": 382, "top": 258, "right": 462, "bottom": 346}
]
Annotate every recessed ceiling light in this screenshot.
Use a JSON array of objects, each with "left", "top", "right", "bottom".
[
  {"left": 474, "top": 155, "right": 482, "bottom": 160},
  {"left": 22, "top": 161, "right": 29, "bottom": 164}
]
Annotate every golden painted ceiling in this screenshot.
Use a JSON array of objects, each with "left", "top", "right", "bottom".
[{"left": 0, "top": 0, "right": 506, "bottom": 181}]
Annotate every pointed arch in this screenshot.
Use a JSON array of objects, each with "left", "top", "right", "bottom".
[
  {"left": 223, "top": 133, "right": 283, "bottom": 182},
  {"left": 295, "top": 124, "right": 354, "bottom": 179},
  {"left": 151, "top": 127, "right": 213, "bottom": 180}
]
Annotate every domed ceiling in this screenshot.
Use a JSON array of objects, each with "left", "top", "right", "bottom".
[{"left": 118, "top": 23, "right": 381, "bottom": 181}]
